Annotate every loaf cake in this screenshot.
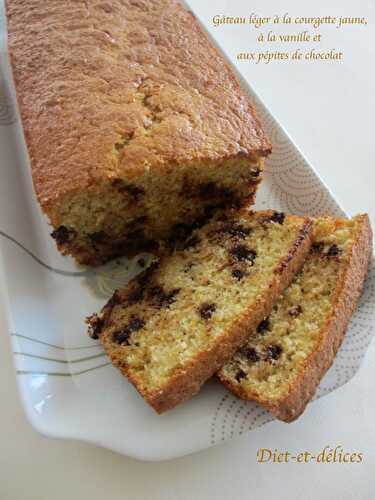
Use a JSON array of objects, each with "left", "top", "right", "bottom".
[
  {"left": 87, "top": 209, "right": 313, "bottom": 412},
  {"left": 218, "top": 215, "right": 372, "bottom": 422},
  {"left": 6, "top": 0, "right": 271, "bottom": 265}
]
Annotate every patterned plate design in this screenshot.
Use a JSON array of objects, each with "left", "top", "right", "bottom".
[{"left": 0, "top": 1, "right": 374, "bottom": 460}]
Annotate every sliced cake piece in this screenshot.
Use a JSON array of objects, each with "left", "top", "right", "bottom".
[
  {"left": 218, "top": 214, "right": 372, "bottom": 422},
  {"left": 87, "top": 210, "right": 313, "bottom": 413}
]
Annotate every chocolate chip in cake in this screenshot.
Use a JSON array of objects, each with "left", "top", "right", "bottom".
[
  {"left": 266, "top": 211, "right": 285, "bottom": 225},
  {"left": 127, "top": 316, "right": 146, "bottom": 332},
  {"left": 89, "top": 231, "right": 107, "bottom": 244},
  {"left": 198, "top": 302, "right": 216, "bottom": 320},
  {"left": 126, "top": 263, "right": 160, "bottom": 305},
  {"left": 242, "top": 347, "right": 260, "bottom": 362},
  {"left": 312, "top": 243, "right": 342, "bottom": 259},
  {"left": 112, "top": 180, "right": 145, "bottom": 201},
  {"left": 127, "top": 286, "right": 144, "bottom": 305},
  {"left": 113, "top": 329, "right": 131, "bottom": 345},
  {"left": 51, "top": 225, "right": 77, "bottom": 245},
  {"left": 86, "top": 314, "right": 104, "bottom": 340},
  {"left": 112, "top": 315, "right": 145, "bottom": 345},
  {"left": 137, "top": 257, "right": 146, "bottom": 268},
  {"left": 148, "top": 286, "right": 180, "bottom": 308},
  {"left": 288, "top": 305, "right": 303, "bottom": 318},
  {"left": 326, "top": 244, "right": 341, "bottom": 257},
  {"left": 257, "top": 317, "right": 270, "bottom": 334},
  {"left": 148, "top": 285, "right": 165, "bottom": 302},
  {"left": 250, "top": 167, "right": 261, "bottom": 178},
  {"left": 89, "top": 230, "right": 108, "bottom": 251},
  {"left": 231, "top": 268, "right": 245, "bottom": 281},
  {"left": 203, "top": 202, "right": 226, "bottom": 220},
  {"left": 184, "top": 262, "right": 194, "bottom": 273},
  {"left": 235, "top": 369, "right": 247, "bottom": 382},
  {"left": 198, "top": 182, "right": 234, "bottom": 201},
  {"left": 265, "top": 344, "right": 283, "bottom": 361},
  {"left": 229, "top": 244, "right": 257, "bottom": 263},
  {"left": 220, "top": 222, "right": 252, "bottom": 239},
  {"left": 112, "top": 232, "right": 157, "bottom": 256},
  {"left": 312, "top": 243, "right": 324, "bottom": 253},
  {"left": 169, "top": 216, "right": 203, "bottom": 249}
]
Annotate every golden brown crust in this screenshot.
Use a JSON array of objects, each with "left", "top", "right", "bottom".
[
  {"left": 99, "top": 216, "right": 313, "bottom": 413},
  {"left": 219, "top": 214, "right": 373, "bottom": 422},
  {"left": 6, "top": 0, "right": 271, "bottom": 211}
]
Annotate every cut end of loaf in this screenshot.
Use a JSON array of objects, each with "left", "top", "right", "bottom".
[{"left": 49, "top": 157, "right": 264, "bottom": 265}]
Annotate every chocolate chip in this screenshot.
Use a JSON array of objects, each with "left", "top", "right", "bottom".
[
  {"left": 267, "top": 211, "right": 285, "bottom": 225},
  {"left": 257, "top": 318, "right": 270, "bottom": 334},
  {"left": 288, "top": 305, "right": 302, "bottom": 318},
  {"left": 169, "top": 204, "right": 228, "bottom": 251},
  {"left": 202, "top": 202, "right": 227, "bottom": 219},
  {"left": 89, "top": 231, "right": 107, "bottom": 244},
  {"left": 113, "top": 180, "right": 145, "bottom": 201},
  {"left": 250, "top": 167, "right": 261, "bottom": 178},
  {"left": 326, "top": 244, "right": 341, "bottom": 257},
  {"left": 235, "top": 369, "right": 247, "bottom": 382},
  {"left": 312, "top": 243, "right": 342, "bottom": 259},
  {"left": 86, "top": 314, "right": 104, "bottom": 340},
  {"left": 51, "top": 226, "right": 77, "bottom": 245},
  {"left": 184, "top": 262, "right": 194, "bottom": 273},
  {"left": 220, "top": 222, "right": 252, "bottom": 239},
  {"left": 265, "top": 344, "right": 282, "bottom": 361},
  {"left": 231, "top": 268, "right": 245, "bottom": 281},
  {"left": 229, "top": 245, "right": 257, "bottom": 263},
  {"left": 127, "top": 286, "right": 144, "bottom": 305},
  {"left": 113, "top": 329, "right": 131, "bottom": 345},
  {"left": 111, "top": 231, "right": 158, "bottom": 256},
  {"left": 126, "top": 263, "right": 159, "bottom": 305},
  {"left": 112, "top": 315, "right": 145, "bottom": 345},
  {"left": 242, "top": 347, "right": 260, "bottom": 362},
  {"left": 148, "top": 286, "right": 180, "bottom": 308},
  {"left": 198, "top": 303, "right": 216, "bottom": 320},
  {"left": 162, "top": 289, "right": 180, "bottom": 307},
  {"left": 198, "top": 182, "right": 234, "bottom": 201},
  {"left": 88, "top": 230, "right": 108, "bottom": 251},
  {"left": 312, "top": 243, "right": 324, "bottom": 253},
  {"left": 127, "top": 316, "right": 146, "bottom": 332},
  {"left": 148, "top": 286, "right": 165, "bottom": 302},
  {"left": 137, "top": 258, "right": 146, "bottom": 268}
]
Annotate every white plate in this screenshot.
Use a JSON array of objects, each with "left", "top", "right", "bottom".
[{"left": 1, "top": 2, "right": 374, "bottom": 461}]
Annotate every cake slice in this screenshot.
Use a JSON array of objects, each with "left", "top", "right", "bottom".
[
  {"left": 6, "top": 0, "right": 270, "bottom": 265},
  {"left": 218, "top": 215, "right": 372, "bottom": 422},
  {"left": 87, "top": 210, "right": 313, "bottom": 413}
]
